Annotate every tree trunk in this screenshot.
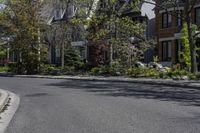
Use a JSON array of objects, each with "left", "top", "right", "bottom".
[
  {"left": 185, "top": 1, "right": 198, "bottom": 74},
  {"left": 7, "top": 43, "right": 10, "bottom": 62},
  {"left": 61, "top": 42, "right": 65, "bottom": 68},
  {"left": 38, "top": 28, "right": 41, "bottom": 72},
  {"left": 188, "top": 26, "right": 198, "bottom": 73},
  {"left": 110, "top": 43, "right": 113, "bottom": 63}
]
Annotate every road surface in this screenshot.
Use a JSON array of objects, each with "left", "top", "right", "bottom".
[{"left": 0, "top": 77, "right": 199, "bottom": 133}]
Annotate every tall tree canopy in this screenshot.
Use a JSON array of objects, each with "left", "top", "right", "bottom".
[{"left": 0, "top": 0, "right": 43, "bottom": 74}]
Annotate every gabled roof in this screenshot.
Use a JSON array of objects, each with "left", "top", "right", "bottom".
[
  {"left": 38, "top": 2, "right": 55, "bottom": 25},
  {"left": 39, "top": 0, "right": 77, "bottom": 25}
]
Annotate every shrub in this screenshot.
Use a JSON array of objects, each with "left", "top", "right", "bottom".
[
  {"left": 90, "top": 61, "right": 126, "bottom": 76},
  {"left": 109, "top": 60, "right": 125, "bottom": 76},
  {"left": 158, "top": 69, "right": 195, "bottom": 80},
  {"left": 171, "top": 64, "right": 181, "bottom": 71},
  {"left": 126, "top": 67, "right": 144, "bottom": 77},
  {"left": 159, "top": 72, "right": 168, "bottom": 79},
  {"left": 144, "top": 68, "right": 159, "bottom": 77},
  {"left": 90, "top": 67, "right": 101, "bottom": 75},
  {"left": 64, "top": 48, "right": 84, "bottom": 70},
  {"left": 40, "top": 64, "right": 56, "bottom": 74},
  {"left": 62, "top": 66, "right": 75, "bottom": 75},
  {"left": 7, "top": 62, "right": 17, "bottom": 72},
  {"left": 170, "top": 70, "right": 190, "bottom": 77},
  {"left": 188, "top": 73, "right": 196, "bottom": 80},
  {"left": 196, "top": 73, "right": 200, "bottom": 80}
]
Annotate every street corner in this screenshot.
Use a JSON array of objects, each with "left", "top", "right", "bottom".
[{"left": 0, "top": 89, "right": 20, "bottom": 133}]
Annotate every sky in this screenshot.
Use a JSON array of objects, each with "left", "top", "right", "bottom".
[
  {"left": 0, "top": 4, "right": 5, "bottom": 10},
  {"left": 141, "top": 0, "right": 155, "bottom": 19}
]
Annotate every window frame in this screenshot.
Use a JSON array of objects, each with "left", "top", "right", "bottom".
[
  {"left": 162, "top": 12, "right": 172, "bottom": 28},
  {"left": 162, "top": 41, "right": 172, "bottom": 61},
  {"left": 195, "top": 7, "right": 200, "bottom": 26},
  {"left": 54, "top": 9, "right": 62, "bottom": 20},
  {"left": 176, "top": 10, "right": 183, "bottom": 27}
]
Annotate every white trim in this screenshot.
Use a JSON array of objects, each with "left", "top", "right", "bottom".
[
  {"left": 174, "top": 33, "right": 181, "bottom": 39},
  {"left": 194, "top": 4, "right": 200, "bottom": 8},
  {"left": 159, "top": 32, "right": 182, "bottom": 42},
  {"left": 71, "top": 41, "right": 86, "bottom": 47},
  {"left": 47, "top": 16, "right": 54, "bottom": 25},
  {"left": 61, "top": 8, "right": 66, "bottom": 18},
  {"left": 87, "top": 0, "right": 99, "bottom": 20},
  {"left": 159, "top": 7, "right": 184, "bottom": 13},
  {"left": 159, "top": 37, "right": 175, "bottom": 42}
]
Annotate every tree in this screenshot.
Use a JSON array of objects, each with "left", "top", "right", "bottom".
[
  {"left": 0, "top": 45, "right": 7, "bottom": 64},
  {"left": 179, "top": 22, "right": 191, "bottom": 70},
  {"left": 64, "top": 47, "right": 83, "bottom": 69},
  {"left": 86, "top": 0, "right": 152, "bottom": 66},
  {"left": 184, "top": 0, "right": 200, "bottom": 73},
  {"left": 44, "top": 0, "right": 95, "bottom": 68},
  {"left": 0, "top": 0, "right": 44, "bottom": 74},
  {"left": 43, "top": 22, "right": 70, "bottom": 65}
]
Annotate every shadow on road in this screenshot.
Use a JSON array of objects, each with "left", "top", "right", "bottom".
[{"left": 46, "top": 80, "right": 200, "bottom": 106}]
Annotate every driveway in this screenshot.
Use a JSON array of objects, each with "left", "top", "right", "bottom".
[{"left": 0, "top": 77, "right": 199, "bottom": 133}]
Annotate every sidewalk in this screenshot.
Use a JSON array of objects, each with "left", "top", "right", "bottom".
[
  {"left": 9, "top": 74, "right": 200, "bottom": 89},
  {"left": 0, "top": 89, "right": 20, "bottom": 133},
  {"left": 0, "top": 89, "right": 9, "bottom": 113}
]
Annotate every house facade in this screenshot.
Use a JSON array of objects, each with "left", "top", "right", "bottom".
[
  {"left": 45, "top": 1, "right": 82, "bottom": 65},
  {"left": 155, "top": 0, "right": 200, "bottom": 67}
]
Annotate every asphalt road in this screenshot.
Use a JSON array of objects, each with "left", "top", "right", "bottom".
[{"left": 0, "top": 77, "right": 200, "bottom": 133}]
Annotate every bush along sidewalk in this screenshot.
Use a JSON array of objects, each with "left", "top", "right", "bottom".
[
  {"left": 3, "top": 60, "right": 200, "bottom": 80},
  {"left": 0, "top": 65, "right": 9, "bottom": 73}
]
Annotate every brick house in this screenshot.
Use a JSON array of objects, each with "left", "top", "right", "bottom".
[{"left": 155, "top": 0, "right": 200, "bottom": 67}]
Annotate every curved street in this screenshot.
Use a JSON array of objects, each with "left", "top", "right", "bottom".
[{"left": 0, "top": 77, "right": 200, "bottom": 133}]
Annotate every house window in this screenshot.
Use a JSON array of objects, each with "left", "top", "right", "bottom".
[
  {"left": 162, "top": 12, "right": 172, "bottom": 28},
  {"left": 67, "top": 5, "right": 75, "bottom": 18},
  {"left": 176, "top": 11, "right": 182, "bottom": 26},
  {"left": 195, "top": 7, "right": 200, "bottom": 26},
  {"left": 55, "top": 48, "right": 60, "bottom": 58},
  {"left": 175, "top": 39, "right": 183, "bottom": 63},
  {"left": 54, "top": 9, "right": 62, "bottom": 20},
  {"left": 162, "top": 41, "right": 172, "bottom": 61}
]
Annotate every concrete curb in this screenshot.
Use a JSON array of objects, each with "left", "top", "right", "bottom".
[
  {"left": 0, "top": 91, "right": 20, "bottom": 133},
  {"left": 0, "top": 72, "right": 200, "bottom": 89},
  {"left": 0, "top": 89, "right": 9, "bottom": 113},
  {"left": 9, "top": 75, "right": 200, "bottom": 89}
]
